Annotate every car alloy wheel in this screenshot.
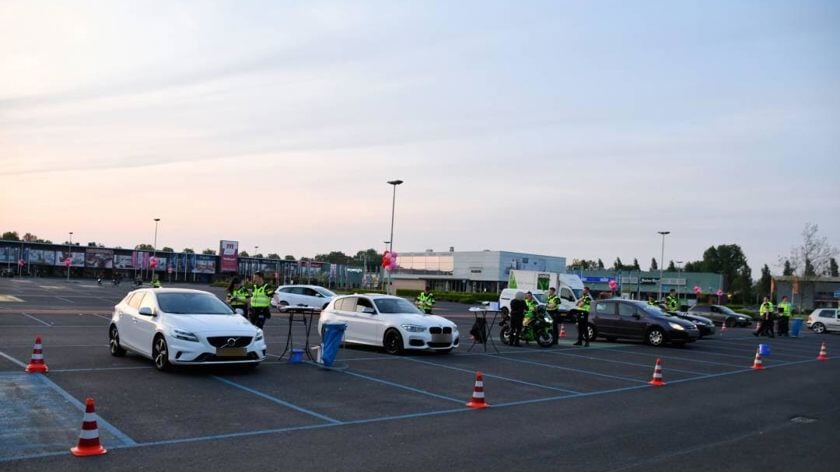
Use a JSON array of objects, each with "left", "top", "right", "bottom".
[
  {"left": 586, "top": 325, "right": 596, "bottom": 341},
  {"left": 153, "top": 336, "right": 171, "bottom": 371},
  {"left": 647, "top": 328, "right": 665, "bottom": 346},
  {"left": 109, "top": 325, "right": 126, "bottom": 357},
  {"left": 383, "top": 329, "right": 404, "bottom": 355},
  {"left": 812, "top": 322, "right": 826, "bottom": 334}
]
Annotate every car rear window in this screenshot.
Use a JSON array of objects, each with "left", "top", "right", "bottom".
[{"left": 335, "top": 297, "right": 357, "bottom": 312}]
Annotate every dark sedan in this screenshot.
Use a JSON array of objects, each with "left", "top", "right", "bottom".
[
  {"left": 657, "top": 305, "right": 716, "bottom": 337},
  {"left": 688, "top": 304, "right": 753, "bottom": 327},
  {"left": 587, "top": 299, "right": 699, "bottom": 346}
]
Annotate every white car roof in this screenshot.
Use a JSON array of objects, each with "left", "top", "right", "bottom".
[{"left": 136, "top": 288, "right": 210, "bottom": 295}]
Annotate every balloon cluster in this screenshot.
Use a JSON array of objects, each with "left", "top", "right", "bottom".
[
  {"left": 18, "top": 259, "right": 25, "bottom": 267},
  {"left": 381, "top": 251, "right": 398, "bottom": 272},
  {"left": 608, "top": 279, "right": 617, "bottom": 290},
  {"left": 64, "top": 257, "right": 72, "bottom": 268},
  {"left": 693, "top": 285, "right": 702, "bottom": 295},
  {"left": 149, "top": 256, "right": 159, "bottom": 269}
]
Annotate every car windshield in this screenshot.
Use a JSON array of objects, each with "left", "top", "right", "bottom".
[
  {"left": 572, "top": 289, "right": 583, "bottom": 299},
  {"left": 374, "top": 298, "right": 424, "bottom": 314},
  {"left": 533, "top": 293, "right": 547, "bottom": 303},
  {"left": 157, "top": 293, "right": 234, "bottom": 315},
  {"left": 717, "top": 306, "right": 739, "bottom": 315},
  {"left": 315, "top": 287, "right": 336, "bottom": 297}
]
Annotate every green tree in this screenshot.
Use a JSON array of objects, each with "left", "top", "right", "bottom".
[
  {"left": 202, "top": 249, "right": 216, "bottom": 255},
  {"left": 649, "top": 258, "right": 658, "bottom": 271},
  {"left": 684, "top": 244, "right": 753, "bottom": 303},
  {"left": 612, "top": 257, "right": 624, "bottom": 271},
  {"left": 239, "top": 251, "right": 250, "bottom": 257},
  {"left": 135, "top": 243, "right": 154, "bottom": 250},
  {"left": 782, "top": 260, "right": 793, "bottom": 276},
  {"left": 667, "top": 260, "right": 676, "bottom": 271},
  {"left": 182, "top": 248, "right": 195, "bottom": 254},
  {"left": 2, "top": 231, "right": 20, "bottom": 241},
  {"left": 631, "top": 258, "right": 641, "bottom": 271},
  {"left": 267, "top": 253, "right": 281, "bottom": 260},
  {"left": 597, "top": 259, "right": 605, "bottom": 269},
  {"left": 830, "top": 258, "right": 839, "bottom": 277},
  {"left": 757, "top": 264, "right": 772, "bottom": 299},
  {"left": 253, "top": 253, "right": 264, "bottom": 258},
  {"left": 804, "top": 258, "right": 816, "bottom": 277},
  {"left": 315, "top": 251, "right": 350, "bottom": 264},
  {"left": 781, "top": 223, "right": 838, "bottom": 277},
  {"left": 161, "top": 247, "right": 174, "bottom": 252},
  {"left": 284, "top": 255, "right": 296, "bottom": 261}
]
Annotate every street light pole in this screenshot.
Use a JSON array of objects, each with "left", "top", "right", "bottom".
[
  {"left": 254, "top": 246, "right": 258, "bottom": 277},
  {"left": 152, "top": 218, "right": 160, "bottom": 281},
  {"left": 67, "top": 232, "right": 73, "bottom": 281},
  {"left": 657, "top": 231, "right": 670, "bottom": 301},
  {"left": 386, "top": 180, "right": 404, "bottom": 294},
  {"left": 676, "top": 260, "right": 684, "bottom": 302}
]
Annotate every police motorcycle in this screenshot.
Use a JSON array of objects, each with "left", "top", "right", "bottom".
[{"left": 499, "top": 305, "right": 556, "bottom": 347}]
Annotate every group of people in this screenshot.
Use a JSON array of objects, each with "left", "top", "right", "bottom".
[
  {"left": 507, "top": 286, "right": 593, "bottom": 347},
  {"left": 225, "top": 272, "right": 276, "bottom": 328},
  {"left": 754, "top": 295, "right": 793, "bottom": 337}
]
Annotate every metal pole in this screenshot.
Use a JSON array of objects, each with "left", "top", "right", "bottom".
[
  {"left": 657, "top": 231, "right": 670, "bottom": 301},
  {"left": 386, "top": 180, "right": 403, "bottom": 295},
  {"left": 67, "top": 232, "right": 73, "bottom": 281},
  {"left": 152, "top": 218, "right": 160, "bottom": 281}
]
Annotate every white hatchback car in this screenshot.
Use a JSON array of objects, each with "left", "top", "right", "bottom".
[
  {"left": 807, "top": 307, "right": 839, "bottom": 334},
  {"left": 319, "top": 294, "right": 459, "bottom": 354},
  {"left": 271, "top": 285, "right": 336, "bottom": 309},
  {"left": 109, "top": 288, "right": 267, "bottom": 371}
]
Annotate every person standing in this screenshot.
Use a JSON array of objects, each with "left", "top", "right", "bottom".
[
  {"left": 777, "top": 296, "right": 792, "bottom": 337},
  {"left": 546, "top": 287, "right": 562, "bottom": 345},
  {"left": 151, "top": 274, "right": 161, "bottom": 288},
  {"left": 226, "top": 277, "right": 250, "bottom": 319},
  {"left": 573, "top": 287, "right": 592, "bottom": 347},
  {"left": 416, "top": 289, "right": 435, "bottom": 314},
  {"left": 509, "top": 291, "right": 527, "bottom": 347},
  {"left": 665, "top": 289, "right": 679, "bottom": 312},
  {"left": 248, "top": 272, "right": 275, "bottom": 329},
  {"left": 754, "top": 297, "right": 775, "bottom": 337}
]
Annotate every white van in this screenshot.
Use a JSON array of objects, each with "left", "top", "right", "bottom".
[{"left": 498, "top": 289, "right": 547, "bottom": 315}]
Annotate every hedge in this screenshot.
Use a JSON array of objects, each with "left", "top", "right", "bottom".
[{"left": 395, "top": 289, "right": 499, "bottom": 305}]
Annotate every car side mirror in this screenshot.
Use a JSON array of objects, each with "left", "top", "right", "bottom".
[
  {"left": 234, "top": 308, "right": 244, "bottom": 316},
  {"left": 138, "top": 306, "right": 155, "bottom": 316}
]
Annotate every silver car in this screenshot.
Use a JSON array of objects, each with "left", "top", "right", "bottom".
[{"left": 807, "top": 308, "right": 839, "bottom": 334}]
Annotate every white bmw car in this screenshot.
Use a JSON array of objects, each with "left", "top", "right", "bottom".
[
  {"left": 109, "top": 288, "right": 267, "bottom": 371},
  {"left": 318, "top": 294, "right": 459, "bottom": 354}
]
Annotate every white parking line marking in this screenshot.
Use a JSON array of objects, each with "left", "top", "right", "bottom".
[
  {"left": 54, "top": 296, "right": 75, "bottom": 304},
  {"left": 21, "top": 313, "right": 52, "bottom": 327},
  {"left": 0, "top": 350, "right": 27, "bottom": 368}
]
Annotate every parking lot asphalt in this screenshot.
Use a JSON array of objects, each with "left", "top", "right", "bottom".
[{"left": 1, "top": 278, "right": 838, "bottom": 471}]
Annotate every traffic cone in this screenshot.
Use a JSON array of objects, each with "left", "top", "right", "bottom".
[
  {"left": 466, "top": 371, "right": 489, "bottom": 409},
  {"left": 559, "top": 324, "right": 566, "bottom": 338},
  {"left": 648, "top": 358, "right": 666, "bottom": 386},
  {"left": 25, "top": 336, "right": 48, "bottom": 373},
  {"left": 70, "top": 398, "right": 107, "bottom": 457},
  {"left": 751, "top": 348, "right": 764, "bottom": 370},
  {"left": 817, "top": 342, "right": 829, "bottom": 361},
  {"left": 720, "top": 323, "right": 727, "bottom": 335}
]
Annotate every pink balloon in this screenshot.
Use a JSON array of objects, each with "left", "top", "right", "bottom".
[
  {"left": 149, "top": 256, "right": 158, "bottom": 268},
  {"left": 608, "top": 280, "right": 617, "bottom": 290},
  {"left": 390, "top": 251, "right": 398, "bottom": 259},
  {"left": 64, "top": 257, "right": 72, "bottom": 267}
]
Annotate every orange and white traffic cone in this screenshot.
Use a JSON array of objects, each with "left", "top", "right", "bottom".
[
  {"left": 751, "top": 348, "right": 764, "bottom": 370},
  {"left": 559, "top": 324, "right": 566, "bottom": 338},
  {"left": 648, "top": 358, "right": 666, "bottom": 386},
  {"left": 466, "top": 371, "right": 489, "bottom": 409},
  {"left": 817, "top": 342, "right": 829, "bottom": 361},
  {"left": 25, "top": 336, "right": 48, "bottom": 373},
  {"left": 720, "top": 323, "right": 727, "bottom": 335},
  {"left": 70, "top": 398, "right": 108, "bottom": 457}
]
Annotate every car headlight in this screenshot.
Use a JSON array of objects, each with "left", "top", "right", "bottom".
[
  {"left": 172, "top": 329, "right": 199, "bottom": 342},
  {"left": 401, "top": 324, "right": 427, "bottom": 333},
  {"left": 668, "top": 322, "right": 685, "bottom": 331},
  {"left": 255, "top": 330, "right": 264, "bottom": 341}
]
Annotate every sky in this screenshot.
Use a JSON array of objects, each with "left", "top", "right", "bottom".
[{"left": 1, "top": 0, "right": 839, "bottom": 275}]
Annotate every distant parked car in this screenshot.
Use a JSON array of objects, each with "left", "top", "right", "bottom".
[
  {"left": 658, "top": 305, "right": 716, "bottom": 338},
  {"left": 271, "top": 285, "right": 336, "bottom": 309},
  {"left": 588, "top": 299, "right": 699, "bottom": 346},
  {"left": 688, "top": 304, "right": 753, "bottom": 327},
  {"left": 807, "top": 308, "right": 839, "bottom": 334}
]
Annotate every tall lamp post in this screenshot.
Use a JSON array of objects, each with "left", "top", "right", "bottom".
[
  {"left": 152, "top": 218, "right": 160, "bottom": 281},
  {"left": 66, "top": 232, "right": 73, "bottom": 281},
  {"left": 254, "top": 246, "right": 259, "bottom": 277},
  {"left": 676, "top": 260, "right": 684, "bottom": 302},
  {"left": 386, "top": 180, "right": 403, "bottom": 294},
  {"left": 657, "top": 231, "right": 670, "bottom": 301}
]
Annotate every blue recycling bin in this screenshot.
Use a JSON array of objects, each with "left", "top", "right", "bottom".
[
  {"left": 289, "top": 348, "right": 304, "bottom": 364},
  {"left": 759, "top": 344, "right": 771, "bottom": 357},
  {"left": 790, "top": 318, "right": 803, "bottom": 337},
  {"left": 321, "top": 323, "right": 347, "bottom": 367}
]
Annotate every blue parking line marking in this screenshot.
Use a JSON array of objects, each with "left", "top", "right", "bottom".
[
  {"left": 690, "top": 344, "right": 809, "bottom": 360},
  {"left": 49, "top": 366, "right": 153, "bottom": 373},
  {"left": 212, "top": 376, "right": 341, "bottom": 424},
  {"left": 666, "top": 358, "right": 820, "bottom": 384},
  {"left": 605, "top": 347, "right": 746, "bottom": 368},
  {"left": 540, "top": 349, "right": 705, "bottom": 375},
  {"left": 403, "top": 357, "right": 583, "bottom": 394},
  {"left": 37, "top": 374, "right": 138, "bottom": 446},
  {"left": 341, "top": 370, "right": 464, "bottom": 404},
  {"left": 490, "top": 353, "right": 650, "bottom": 384}
]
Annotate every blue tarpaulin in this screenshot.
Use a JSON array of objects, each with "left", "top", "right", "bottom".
[{"left": 321, "top": 323, "right": 347, "bottom": 367}]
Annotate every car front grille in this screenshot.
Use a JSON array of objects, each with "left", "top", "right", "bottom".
[
  {"left": 191, "top": 352, "right": 259, "bottom": 362},
  {"left": 428, "top": 342, "right": 452, "bottom": 348},
  {"left": 206, "top": 336, "right": 253, "bottom": 348},
  {"left": 429, "top": 327, "right": 453, "bottom": 334}
]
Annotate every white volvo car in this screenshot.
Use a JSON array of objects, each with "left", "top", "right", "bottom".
[
  {"left": 109, "top": 288, "right": 267, "bottom": 371},
  {"left": 318, "top": 294, "right": 459, "bottom": 354}
]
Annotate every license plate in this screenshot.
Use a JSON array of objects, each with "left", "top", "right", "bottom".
[{"left": 216, "top": 348, "right": 246, "bottom": 357}]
